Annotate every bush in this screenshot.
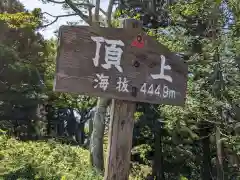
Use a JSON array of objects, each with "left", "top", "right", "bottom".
[{"left": 0, "top": 132, "right": 102, "bottom": 180}]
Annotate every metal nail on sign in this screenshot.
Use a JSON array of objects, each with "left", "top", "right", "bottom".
[{"left": 54, "top": 25, "right": 188, "bottom": 106}]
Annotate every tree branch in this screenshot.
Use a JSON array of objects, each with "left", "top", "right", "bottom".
[
  {"left": 64, "top": 0, "right": 91, "bottom": 25},
  {"left": 100, "top": 8, "right": 107, "bottom": 17},
  {"left": 74, "top": 3, "right": 107, "bottom": 17},
  {"left": 88, "top": 5, "right": 93, "bottom": 24},
  {"left": 44, "top": 0, "right": 107, "bottom": 24},
  {"left": 74, "top": 2, "right": 94, "bottom": 8},
  {"left": 45, "top": 0, "right": 95, "bottom": 7},
  {"left": 94, "top": 0, "right": 100, "bottom": 22},
  {"left": 45, "top": 0, "right": 65, "bottom": 3},
  {"left": 40, "top": 12, "right": 78, "bottom": 28},
  {"left": 107, "top": 0, "right": 114, "bottom": 27}
]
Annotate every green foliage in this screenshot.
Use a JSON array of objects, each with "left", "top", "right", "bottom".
[
  {"left": 1, "top": 0, "right": 240, "bottom": 179},
  {"left": 180, "top": 175, "right": 188, "bottom": 180},
  {"left": 115, "top": 0, "right": 240, "bottom": 179},
  {"left": 0, "top": 12, "right": 39, "bottom": 28},
  {"left": 129, "top": 162, "right": 151, "bottom": 180},
  {"left": 132, "top": 144, "right": 152, "bottom": 164},
  {"left": 0, "top": 1, "right": 49, "bottom": 138},
  {"left": 0, "top": 133, "right": 102, "bottom": 180}
]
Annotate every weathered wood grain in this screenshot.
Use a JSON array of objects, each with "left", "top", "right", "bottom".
[
  {"left": 104, "top": 19, "right": 140, "bottom": 180},
  {"left": 54, "top": 24, "right": 188, "bottom": 106},
  {"left": 104, "top": 99, "right": 135, "bottom": 180}
]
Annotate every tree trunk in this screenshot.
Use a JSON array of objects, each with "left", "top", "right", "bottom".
[
  {"left": 216, "top": 126, "right": 226, "bottom": 180},
  {"left": 199, "top": 122, "right": 212, "bottom": 180},
  {"left": 152, "top": 119, "right": 165, "bottom": 180},
  {"left": 46, "top": 104, "right": 53, "bottom": 136},
  {"left": 90, "top": 97, "right": 110, "bottom": 172},
  {"left": 104, "top": 99, "right": 136, "bottom": 180},
  {"left": 76, "top": 122, "right": 85, "bottom": 145},
  {"left": 89, "top": 115, "right": 93, "bottom": 161},
  {"left": 90, "top": 0, "right": 113, "bottom": 172}
]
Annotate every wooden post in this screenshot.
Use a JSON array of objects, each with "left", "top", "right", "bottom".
[
  {"left": 104, "top": 19, "right": 142, "bottom": 180},
  {"left": 104, "top": 99, "right": 136, "bottom": 180}
]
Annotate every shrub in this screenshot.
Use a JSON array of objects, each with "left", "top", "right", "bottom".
[{"left": 0, "top": 132, "right": 102, "bottom": 180}]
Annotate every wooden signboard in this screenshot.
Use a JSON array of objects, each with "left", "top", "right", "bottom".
[{"left": 54, "top": 25, "right": 188, "bottom": 106}]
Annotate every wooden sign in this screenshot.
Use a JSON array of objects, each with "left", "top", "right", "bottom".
[{"left": 54, "top": 25, "right": 188, "bottom": 106}]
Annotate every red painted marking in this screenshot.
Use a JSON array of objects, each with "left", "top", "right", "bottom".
[{"left": 131, "top": 35, "right": 144, "bottom": 48}]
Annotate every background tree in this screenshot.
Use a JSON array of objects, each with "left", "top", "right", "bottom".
[
  {"left": 114, "top": 0, "right": 240, "bottom": 179},
  {"left": 0, "top": 0, "right": 49, "bottom": 140}
]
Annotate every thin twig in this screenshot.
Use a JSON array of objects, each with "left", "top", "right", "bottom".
[
  {"left": 46, "top": 0, "right": 65, "bottom": 3},
  {"left": 40, "top": 12, "right": 78, "bottom": 28},
  {"left": 46, "top": 0, "right": 95, "bottom": 7}
]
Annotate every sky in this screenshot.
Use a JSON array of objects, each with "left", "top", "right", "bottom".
[{"left": 19, "top": 0, "right": 109, "bottom": 39}]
